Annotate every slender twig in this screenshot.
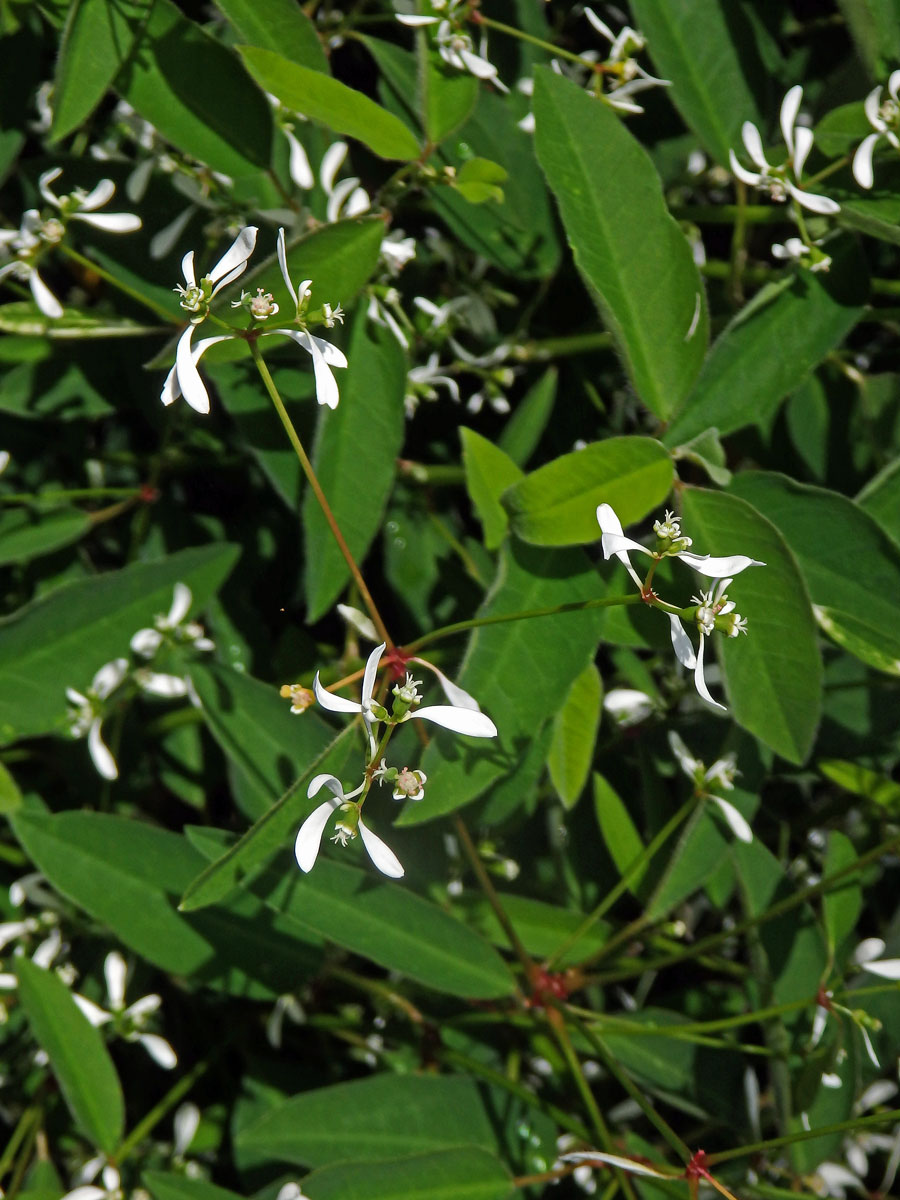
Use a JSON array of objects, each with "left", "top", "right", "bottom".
[
  {"left": 57, "top": 243, "right": 178, "bottom": 323},
  {"left": 706, "top": 1107, "right": 900, "bottom": 1166},
  {"left": 113, "top": 1056, "right": 211, "bottom": 1161}
]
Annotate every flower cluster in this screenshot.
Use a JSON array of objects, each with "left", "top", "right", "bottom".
[
  {"left": 0, "top": 168, "right": 140, "bottom": 318},
  {"left": 294, "top": 642, "right": 497, "bottom": 877},
  {"left": 161, "top": 226, "right": 347, "bottom": 414},
  {"left": 396, "top": 2, "right": 508, "bottom": 92},
  {"left": 668, "top": 731, "right": 752, "bottom": 843},
  {"left": 853, "top": 71, "right": 900, "bottom": 189},
  {"left": 597, "top": 504, "right": 764, "bottom": 711}
]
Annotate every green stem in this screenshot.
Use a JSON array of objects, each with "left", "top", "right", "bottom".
[
  {"left": 1, "top": 487, "right": 143, "bottom": 505},
  {"left": 546, "top": 797, "right": 696, "bottom": 969},
  {"left": 473, "top": 13, "right": 593, "bottom": 68},
  {"left": 249, "top": 339, "right": 393, "bottom": 647},
  {"left": 57, "top": 243, "right": 178, "bottom": 324},
  {"left": 0, "top": 1105, "right": 41, "bottom": 1184},
  {"left": 406, "top": 593, "right": 643, "bottom": 655},
  {"left": 568, "top": 994, "right": 812, "bottom": 1037},
  {"left": 512, "top": 331, "right": 615, "bottom": 361},
  {"left": 113, "top": 1056, "right": 211, "bottom": 1162},
  {"left": 705, "top": 1107, "right": 900, "bottom": 1166}
]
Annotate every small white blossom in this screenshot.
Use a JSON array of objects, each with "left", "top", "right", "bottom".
[
  {"left": 38, "top": 167, "right": 142, "bottom": 233},
  {"left": 583, "top": 8, "right": 670, "bottom": 114},
  {"left": 131, "top": 582, "right": 214, "bottom": 658},
  {"left": 852, "top": 937, "right": 900, "bottom": 980},
  {"left": 66, "top": 659, "right": 129, "bottom": 781},
  {"left": 772, "top": 236, "right": 832, "bottom": 272},
  {"left": 852, "top": 71, "right": 900, "bottom": 189},
  {"left": 729, "top": 86, "right": 840, "bottom": 215},
  {"left": 73, "top": 951, "right": 177, "bottom": 1068},
  {"left": 668, "top": 731, "right": 752, "bottom": 842},
  {"left": 294, "top": 774, "right": 403, "bottom": 877}
]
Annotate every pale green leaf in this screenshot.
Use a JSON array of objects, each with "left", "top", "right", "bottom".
[
  {"left": 214, "top": 0, "right": 327, "bottom": 71},
  {"left": 296, "top": 1149, "right": 513, "bottom": 1200},
  {"left": 460, "top": 428, "right": 524, "bottom": 550},
  {"left": 0, "top": 507, "right": 92, "bottom": 566},
  {"left": 548, "top": 663, "right": 602, "bottom": 808}
]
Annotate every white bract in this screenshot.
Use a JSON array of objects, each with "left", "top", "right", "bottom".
[
  {"left": 161, "top": 226, "right": 258, "bottom": 413},
  {"left": 729, "top": 86, "right": 840, "bottom": 214},
  {"left": 668, "top": 577, "right": 745, "bottom": 712},
  {"left": 66, "top": 658, "right": 129, "bottom": 781},
  {"left": 73, "top": 950, "right": 177, "bottom": 1069},
  {"left": 131, "top": 582, "right": 214, "bottom": 658},
  {"left": 583, "top": 8, "right": 670, "bottom": 114},
  {"left": 39, "top": 167, "right": 141, "bottom": 233},
  {"left": 852, "top": 937, "right": 900, "bottom": 980},
  {"left": 852, "top": 71, "right": 900, "bottom": 189},
  {"left": 668, "top": 731, "right": 752, "bottom": 843},
  {"left": 295, "top": 773, "right": 404, "bottom": 878},
  {"left": 772, "top": 235, "right": 832, "bottom": 273}
]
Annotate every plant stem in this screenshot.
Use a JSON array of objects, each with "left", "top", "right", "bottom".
[
  {"left": 114, "top": 1056, "right": 211, "bottom": 1161},
  {"left": 249, "top": 339, "right": 393, "bottom": 647},
  {"left": 57, "top": 243, "right": 179, "bottom": 323},
  {"left": 406, "top": 593, "right": 642, "bottom": 654},
  {"left": 473, "top": 13, "right": 593, "bottom": 68},
  {"left": 0, "top": 1105, "right": 41, "bottom": 1185},
  {"left": 706, "top": 1107, "right": 900, "bottom": 1166}
]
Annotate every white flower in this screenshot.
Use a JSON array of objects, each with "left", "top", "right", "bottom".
[
  {"left": 38, "top": 167, "right": 141, "bottom": 233},
  {"left": 729, "top": 86, "right": 840, "bottom": 215},
  {"left": 381, "top": 230, "right": 416, "bottom": 274},
  {"left": 406, "top": 353, "right": 461, "bottom": 411},
  {"left": 583, "top": 8, "right": 670, "bottom": 114},
  {"left": 161, "top": 226, "right": 259, "bottom": 414},
  {"left": 66, "top": 658, "right": 129, "bottom": 781},
  {"left": 602, "top": 687, "right": 655, "bottom": 727},
  {"left": 435, "top": 21, "right": 508, "bottom": 90},
  {"left": 597, "top": 504, "right": 764, "bottom": 584},
  {"left": 314, "top": 642, "right": 497, "bottom": 753},
  {"left": 852, "top": 71, "right": 900, "bottom": 189},
  {"left": 668, "top": 731, "right": 752, "bottom": 842},
  {"left": 668, "top": 578, "right": 745, "bottom": 712},
  {"left": 295, "top": 774, "right": 404, "bottom": 877},
  {"left": 73, "top": 951, "right": 177, "bottom": 1068},
  {"left": 772, "top": 236, "right": 832, "bottom": 272},
  {"left": 391, "top": 766, "right": 427, "bottom": 801},
  {"left": 0, "top": 209, "right": 65, "bottom": 317},
  {"left": 61, "top": 1160, "right": 123, "bottom": 1200},
  {"left": 131, "top": 582, "right": 214, "bottom": 657},
  {"left": 853, "top": 937, "right": 900, "bottom": 980},
  {"left": 318, "top": 140, "right": 370, "bottom": 222}
]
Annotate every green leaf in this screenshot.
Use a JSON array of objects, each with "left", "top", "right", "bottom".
[
  {"left": 213, "top": 0, "right": 327, "bottom": 71},
  {"left": 423, "top": 54, "right": 479, "bottom": 144},
  {"left": 117, "top": 0, "right": 274, "bottom": 179},
  {"left": 593, "top": 772, "right": 649, "bottom": 896},
  {"left": 664, "top": 239, "right": 868, "bottom": 446},
  {"left": 190, "top": 663, "right": 337, "bottom": 818},
  {"left": 296, "top": 1149, "right": 513, "bottom": 1200},
  {"left": 497, "top": 367, "right": 556, "bottom": 467},
  {"left": 834, "top": 187, "right": 900, "bottom": 247},
  {"left": 533, "top": 69, "right": 708, "bottom": 419},
  {"left": 836, "top": 0, "right": 900, "bottom": 76},
  {"left": 235, "top": 1075, "right": 513, "bottom": 1166},
  {"left": 454, "top": 157, "right": 508, "bottom": 204},
  {"left": 857, "top": 455, "right": 900, "bottom": 543},
  {"left": 144, "top": 1173, "right": 245, "bottom": 1200},
  {"left": 0, "top": 760, "right": 22, "bottom": 813},
  {"left": 398, "top": 541, "right": 606, "bottom": 826},
  {"left": 682, "top": 488, "right": 822, "bottom": 764},
  {"left": 822, "top": 832, "right": 862, "bottom": 956},
  {"left": 630, "top": 0, "right": 767, "bottom": 165},
  {"left": 50, "top": 0, "right": 149, "bottom": 142},
  {"left": 0, "top": 507, "right": 92, "bottom": 566},
  {"left": 729, "top": 472, "right": 900, "bottom": 676},
  {"left": 243, "top": 855, "right": 516, "bottom": 999},
  {"left": 0, "top": 304, "right": 160, "bottom": 339},
  {"left": 819, "top": 759, "right": 900, "bottom": 812},
  {"left": 238, "top": 46, "right": 421, "bottom": 160},
  {"left": 548, "top": 663, "right": 602, "bottom": 808},
  {"left": 303, "top": 314, "right": 406, "bottom": 620},
  {"left": 460, "top": 428, "right": 524, "bottom": 550},
  {"left": 502, "top": 437, "right": 674, "bottom": 546},
  {"left": 0, "top": 543, "right": 238, "bottom": 744},
  {"left": 178, "top": 723, "right": 357, "bottom": 912},
  {"left": 0, "top": 356, "right": 113, "bottom": 419},
  {"left": 15, "top": 957, "right": 124, "bottom": 1155},
  {"left": 12, "top": 812, "right": 323, "bottom": 996}
]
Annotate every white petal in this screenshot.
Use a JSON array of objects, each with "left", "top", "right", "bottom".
[
  {"left": 358, "top": 819, "right": 404, "bottom": 878},
  {"left": 410, "top": 705, "right": 497, "bottom": 737},
  {"left": 276, "top": 227, "right": 298, "bottom": 312},
  {"left": 173, "top": 1102, "right": 200, "bottom": 1155},
  {"left": 601, "top": 530, "right": 653, "bottom": 560},
  {"left": 326, "top": 175, "right": 363, "bottom": 223},
  {"left": 32, "top": 928, "right": 62, "bottom": 968},
  {"left": 139, "top": 672, "right": 189, "bottom": 698},
  {"left": 63, "top": 1187, "right": 109, "bottom": 1200},
  {"left": 728, "top": 149, "right": 764, "bottom": 187},
  {"left": 668, "top": 615, "right": 696, "bottom": 668},
  {"left": 459, "top": 48, "right": 499, "bottom": 81},
  {"left": 786, "top": 181, "right": 840, "bottom": 215},
  {"left": 320, "top": 141, "right": 349, "bottom": 196},
  {"left": 396, "top": 14, "right": 440, "bottom": 24},
  {"left": 284, "top": 128, "right": 314, "bottom": 190},
  {"left": 336, "top": 603, "right": 379, "bottom": 642},
  {"left": 854, "top": 937, "right": 885, "bottom": 963},
  {"left": 71, "top": 211, "right": 141, "bottom": 233},
  {"left": 307, "top": 773, "right": 348, "bottom": 801},
  {"left": 792, "top": 125, "right": 814, "bottom": 178},
  {"left": 741, "top": 121, "right": 769, "bottom": 170},
  {"left": 173, "top": 332, "right": 232, "bottom": 415},
  {"left": 73, "top": 993, "right": 112, "bottom": 1026},
  {"left": 130, "top": 627, "right": 163, "bottom": 657},
  {"left": 127, "top": 157, "right": 156, "bottom": 203},
  {"left": 596, "top": 504, "right": 644, "bottom": 587},
  {"left": 861, "top": 958, "right": 900, "bottom": 979},
  {"left": 678, "top": 551, "right": 764, "bottom": 577},
  {"left": 780, "top": 85, "right": 803, "bottom": 157},
  {"left": 125, "top": 992, "right": 161, "bottom": 1020},
  {"left": 88, "top": 719, "right": 119, "bottom": 780},
  {"left": 853, "top": 133, "right": 879, "bottom": 189},
  {"left": 78, "top": 178, "right": 116, "bottom": 211},
  {"left": 344, "top": 186, "right": 371, "bottom": 218},
  {"left": 667, "top": 730, "right": 699, "bottom": 776},
  {"left": 561, "top": 1152, "right": 668, "bottom": 1179},
  {"left": 168, "top": 581, "right": 193, "bottom": 626},
  {"left": 208, "top": 226, "right": 258, "bottom": 293},
  {"left": 713, "top": 795, "right": 753, "bottom": 843},
  {"left": 860, "top": 1024, "right": 880, "bottom": 1068},
  {"left": 313, "top": 672, "right": 362, "bottom": 714},
  {"left": 412, "top": 658, "right": 480, "bottom": 710},
  {"left": 29, "top": 269, "right": 63, "bottom": 318},
  {"left": 583, "top": 9, "right": 615, "bottom": 41},
  {"left": 694, "top": 635, "right": 727, "bottom": 711},
  {"left": 139, "top": 1032, "right": 178, "bottom": 1068},
  {"left": 361, "top": 642, "right": 386, "bottom": 707},
  {"left": 149, "top": 204, "right": 196, "bottom": 260},
  {"left": 864, "top": 85, "right": 885, "bottom": 128},
  {"left": 294, "top": 799, "right": 339, "bottom": 872},
  {"left": 180, "top": 250, "right": 196, "bottom": 289},
  {"left": 810, "top": 1004, "right": 829, "bottom": 1046},
  {"left": 93, "top": 657, "right": 128, "bottom": 697},
  {"left": 38, "top": 166, "right": 63, "bottom": 206},
  {"left": 104, "top": 951, "right": 128, "bottom": 1009},
  {"left": 271, "top": 329, "right": 346, "bottom": 408}
]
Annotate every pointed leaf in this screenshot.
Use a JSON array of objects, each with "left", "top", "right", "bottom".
[
  {"left": 533, "top": 69, "right": 708, "bottom": 419},
  {"left": 214, "top": 0, "right": 327, "bottom": 71},
  {"left": 548, "top": 663, "right": 602, "bottom": 808},
  {"left": 460, "top": 428, "right": 524, "bottom": 550}
]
